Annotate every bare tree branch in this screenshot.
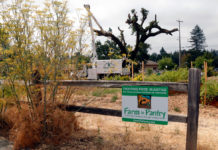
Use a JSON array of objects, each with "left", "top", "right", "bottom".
[
  {"left": 94, "top": 29, "right": 127, "bottom": 54},
  {"left": 118, "top": 27, "right": 127, "bottom": 48},
  {"left": 94, "top": 8, "right": 178, "bottom": 62}
]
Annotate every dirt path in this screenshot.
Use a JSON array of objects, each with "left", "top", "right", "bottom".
[
  {"left": 2, "top": 92, "right": 217, "bottom": 150},
  {"left": 61, "top": 93, "right": 218, "bottom": 150}
]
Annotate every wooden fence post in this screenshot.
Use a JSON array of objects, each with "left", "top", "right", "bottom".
[{"left": 186, "top": 68, "right": 201, "bottom": 150}]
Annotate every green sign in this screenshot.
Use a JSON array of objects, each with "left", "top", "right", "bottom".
[{"left": 122, "top": 86, "right": 168, "bottom": 125}]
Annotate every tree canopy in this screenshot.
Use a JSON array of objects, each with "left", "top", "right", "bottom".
[
  {"left": 189, "top": 25, "right": 206, "bottom": 51},
  {"left": 96, "top": 40, "right": 121, "bottom": 60},
  {"left": 158, "top": 57, "right": 176, "bottom": 70}
]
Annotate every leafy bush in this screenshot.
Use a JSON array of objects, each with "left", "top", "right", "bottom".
[
  {"left": 158, "top": 57, "right": 176, "bottom": 70},
  {"left": 146, "top": 68, "right": 153, "bottom": 76},
  {"left": 111, "top": 95, "right": 118, "bottom": 102},
  {"left": 0, "top": 84, "right": 13, "bottom": 98},
  {"left": 200, "top": 79, "right": 218, "bottom": 104},
  {"left": 133, "top": 68, "right": 188, "bottom": 82},
  {"left": 104, "top": 75, "right": 130, "bottom": 81}
]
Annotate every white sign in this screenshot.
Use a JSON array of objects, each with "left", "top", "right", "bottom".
[
  {"left": 122, "top": 86, "right": 168, "bottom": 125},
  {"left": 96, "top": 59, "right": 122, "bottom": 74}
]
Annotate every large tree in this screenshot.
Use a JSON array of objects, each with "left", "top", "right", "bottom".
[
  {"left": 93, "top": 8, "right": 178, "bottom": 61},
  {"left": 189, "top": 25, "right": 206, "bottom": 51},
  {"left": 96, "top": 40, "right": 121, "bottom": 60}
]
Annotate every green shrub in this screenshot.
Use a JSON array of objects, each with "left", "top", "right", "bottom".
[
  {"left": 133, "top": 68, "right": 188, "bottom": 82},
  {"left": 0, "top": 84, "right": 13, "bottom": 98},
  {"left": 111, "top": 95, "right": 118, "bottom": 102},
  {"left": 104, "top": 75, "right": 130, "bottom": 81},
  {"left": 158, "top": 57, "right": 176, "bottom": 70},
  {"left": 146, "top": 69, "right": 153, "bottom": 76},
  {"left": 174, "top": 107, "right": 181, "bottom": 112},
  {"left": 200, "top": 79, "right": 218, "bottom": 104}
]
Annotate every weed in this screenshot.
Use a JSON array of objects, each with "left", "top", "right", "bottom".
[
  {"left": 92, "top": 90, "right": 104, "bottom": 97},
  {"left": 153, "top": 134, "right": 162, "bottom": 149},
  {"left": 174, "top": 107, "right": 181, "bottom": 112},
  {"left": 174, "top": 127, "right": 180, "bottom": 135},
  {"left": 95, "top": 136, "right": 104, "bottom": 148},
  {"left": 153, "top": 135, "right": 160, "bottom": 144},
  {"left": 103, "top": 88, "right": 121, "bottom": 94},
  {"left": 97, "top": 126, "right": 101, "bottom": 135},
  {"left": 139, "top": 124, "right": 150, "bottom": 131},
  {"left": 123, "top": 126, "right": 131, "bottom": 142},
  {"left": 111, "top": 95, "right": 118, "bottom": 102},
  {"left": 92, "top": 88, "right": 121, "bottom": 97}
]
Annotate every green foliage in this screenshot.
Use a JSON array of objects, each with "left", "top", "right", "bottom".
[
  {"left": 104, "top": 75, "right": 130, "bottom": 81},
  {"left": 200, "top": 79, "right": 218, "bottom": 104},
  {"left": 92, "top": 90, "right": 104, "bottom": 97},
  {"left": 111, "top": 95, "right": 118, "bottom": 102},
  {"left": 174, "top": 107, "right": 181, "bottom": 112},
  {"left": 92, "top": 88, "right": 121, "bottom": 97},
  {"left": 96, "top": 40, "right": 122, "bottom": 60},
  {"left": 0, "top": 98, "right": 7, "bottom": 114},
  {"left": 193, "top": 55, "right": 216, "bottom": 76},
  {"left": 189, "top": 25, "right": 206, "bottom": 51},
  {"left": 146, "top": 68, "right": 153, "bottom": 76},
  {"left": 194, "top": 56, "right": 213, "bottom": 69},
  {"left": 104, "top": 68, "right": 189, "bottom": 82},
  {"left": 134, "top": 68, "right": 188, "bottom": 82},
  {"left": 0, "top": 0, "right": 76, "bottom": 137},
  {"left": 0, "top": 84, "right": 13, "bottom": 98},
  {"left": 158, "top": 57, "right": 176, "bottom": 70},
  {"left": 160, "top": 47, "right": 169, "bottom": 58}
]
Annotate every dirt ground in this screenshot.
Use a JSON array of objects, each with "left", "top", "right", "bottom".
[
  {"left": 1, "top": 88, "right": 218, "bottom": 150},
  {"left": 35, "top": 89, "right": 218, "bottom": 150}
]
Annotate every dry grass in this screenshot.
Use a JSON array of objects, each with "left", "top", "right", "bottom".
[
  {"left": 1, "top": 88, "right": 217, "bottom": 150},
  {"left": 3, "top": 103, "right": 79, "bottom": 150}
]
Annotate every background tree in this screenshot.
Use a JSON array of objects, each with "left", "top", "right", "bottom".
[
  {"left": 158, "top": 57, "right": 176, "bottom": 70},
  {"left": 194, "top": 55, "right": 213, "bottom": 69},
  {"left": 93, "top": 8, "right": 178, "bottom": 70},
  {"left": 96, "top": 40, "right": 121, "bottom": 60},
  {"left": 211, "top": 50, "right": 218, "bottom": 68},
  {"left": 171, "top": 51, "right": 179, "bottom": 66},
  {"left": 189, "top": 25, "right": 206, "bottom": 51},
  {"left": 160, "top": 47, "right": 169, "bottom": 58},
  {"left": 149, "top": 52, "right": 159, "bottom": 62}
]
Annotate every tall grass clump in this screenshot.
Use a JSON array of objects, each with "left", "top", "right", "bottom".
[{"left": 5, "top": 103, "right": 79, "bottom": 150}]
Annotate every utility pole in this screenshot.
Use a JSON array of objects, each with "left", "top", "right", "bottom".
[{"left": 177, "top": 20, "right": 183, "bottom": 68}]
